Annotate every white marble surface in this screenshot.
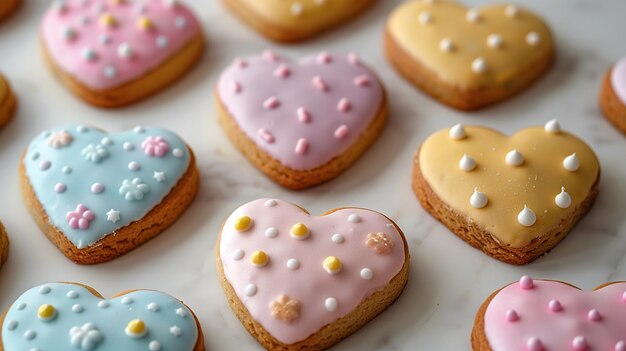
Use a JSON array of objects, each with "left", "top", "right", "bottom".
[{"left": 1, "top": 0, "right": 625, "bottom": 350}]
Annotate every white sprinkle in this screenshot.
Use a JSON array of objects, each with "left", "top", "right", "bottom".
[
  {"left": 170, "top": 326, "right": 182, "bottom": 337},
  {"left": 156, "top": 35, "right": 169, "bottom": 48},
  {"left": 449, "top": 124, "right": 467, "bottom": 140},
  {"left": 470, "top": 188, "right": 489, "bottom": 209},
  {"left": 175, "top": 16, "right": 187, "bottom": 28},
  {"left": 98, "top": 301, "right": 109, "bottom": 308},
  {"left": 147, "top": 303, "right": 160, "bottom": 312},
  {"left": 487, "top": 34, "right": 503, "bottom": 49},
  {"left": 72, "top": 304, "right": 84, "bottom": 313},
  {"left": 472, "top": 57, "right": 488, "bottom": 74},
  {"left": 265, "top": 227, "right": 278, "bottom": 238},
  {"left": 39, "top": 285, "right": 51, "bottom": 294},
  {"left": 286, "top": 258, "right": 300, "bottom": 270},
  {"left": 466, "top": 8, "right": 480, "bottom": 22},
  {"left": 347, "top": 214, "right": 362, "bottom": 223},
  {"left": 331, "top": 233, "right": 344, "bottom": 243},
  {"left": 360, "top": 268, "right": 374, "bottom": 280},
  {"left": 123, "top": 142, "right": 135, "bottom": 151},
  {"left": 324, "top": 297, "right": 338, "bottom": 312},
  {"left": 133, "top": 126, "right": 145, "bottom": 133},
  {"left": 526, "top": 32, "right": 541, "bottom": 46},
  {"left": 245, "top": 284, "right": 257, "bottom": 297},
  {"left": 17, "top": 303, "right": 27, "bottom": 310},
  {"left": 104, "top": 65, "right": 117, "bottom": 79},
  {"left": 121, "top": 296, "right": 133, "bottom": 304},
  {"left": 563, "top": 153, "right": 580, "bottom": 171},
  {"left": 24, "top": 330, "right": 37, "bottom": 340},
  {"left": 459, "top": 154, "right": 477, "bottom": 171},
  {"left": 505, "top": 5, "right": 519, "bottom": 18},
  {"left": 67, "top": 290, "right": 79, "bottom": 299},
  {"left": 439, "top": 38, "right": 454, "bottom": 52},
  {"left": 232, "top": 249, "right": 245, "bottom": 261},
  {"left": 149, "top": 340, "right": 161, "bottom": 351},
  {"left": 172, "top": 148, "right": 184, "bottom": 157},
  {"left": 264, "top": 199, "right": 277, "bottom": 207},
  {"left": 7, "top": 321, "right": 18, "bottom": 331},
  {"left": 505, "top": 150, "right": 524, "bottom": 166},
  {"left": 544, "top": 119, "right": 561, "bottom": 133},
  {"left": 176, "top": 308, "right": 188, "bottom": 318},
  {"left": 418, "top": 11, "right": 432, "bottom": 24}
]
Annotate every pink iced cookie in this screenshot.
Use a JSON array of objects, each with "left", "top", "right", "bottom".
[
  {"left": 40, "top": 0, "right": 203, "bottom": 107},
  {"left": 216, "top": 50, "right": 387, "bottom": 189},
  {"left": 217, "top": 199, "right": 409, "bottom": 350},
  {"left": 473, "top": 276, "right": 626, "bottom": 351}
]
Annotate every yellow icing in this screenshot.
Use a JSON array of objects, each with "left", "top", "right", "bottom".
[
  {"left": 237, "top": 0, "right": 364, "bottom": 32},
  {"left": 37, "top": 304, "right": 56, "bottom": 320},
  {"left": 290, "top": 223, "right": 309, "bottom": 238},
  {"left": 387, "top": 1, "right": 553, "bottom": 89},
  {"left": 419, "top": 126, "right": 599, "bottom": 248},
  {"left": 323, "top": 256, "right": 342, "bottom": 273},
  {"left": 126, "top": 319, "right": 146, "bottom": 335},
  {"left": 251, "top": 250, "right": 269, "bottom": 266},
  {"left": 234, "top": 215, "right": 253, "bottom": 231}
]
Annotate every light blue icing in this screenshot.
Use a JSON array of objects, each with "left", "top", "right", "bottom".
[
  {"left": 2, "top": 283, "right": 199, "bottom": 350},
  {"left": 24, "top": 125, "right": 190, "bottom": 249}
]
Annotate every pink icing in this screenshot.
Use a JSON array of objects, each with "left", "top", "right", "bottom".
[
  {"left": 217, "top": 52, "right": 384, "bottom": 171},
  {"left": 40, "top": 0, "right": 200, "bottom": 90},
  {"left": 484, "top": 279, "right": 626, "bottom": 351},
  {"left": 219, "top": 199, "right": 406, "bottom": 344},
  {"left": 611, "top": 58, "right": 626, "bottom": 105}
]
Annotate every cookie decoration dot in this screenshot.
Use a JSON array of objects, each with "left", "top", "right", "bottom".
[
  {"left": 544, "top": 119, "right": 561, "bottom": 133},
  {"left": 505, "top": 149, "right": 524, "bottom": 166},
  {"left": 517, "top": 205, "right": 536, "bottom": 227},
  {"left": 449, "top": 124, "right": 467, "bottom": 140},
  {"left": 472, "top": 57, "right": 488, "bottom": 74},
  {"left": 323, "top": 256, "right": 342, "bottom": 274},
  {"left": 366, "top": 232, "right": 394, "bottom": 255},
  {"left": 505, "top": 309, "right": 518, "bottom": 322},
  {"left": 459, "top": 154, "right": 476, "bottom": 171},
  {"left": 37, "top": 304, "right": 57, "bottom": 321},
  {"left": 250, "top": 250, "right": 269, "bottom": 267},
  {"left": 563, "top": 153, "right": 580, "bottom": 171},
  {"left": 125, "top": 319, "right": 148, "bottom": 338},
  {"left": 548, "top": 299, "right": 562, "bottom": 311},
  {"left": 324, "top": 297, "right": 338, "bottom": 312},
  {"left": 234, "top": 216, "right": 253, "bottom": 232},
  {"left": 271, "top": 295, "right": 301, "bottom": 323},
  {"left": 290, "top": 223, "right": 310, "bottom": 240},
  {"left": 487, "top": 34, "right": 503, "bottom": 49},
  {"left": 555, "top": 187, "right": 572, "bottom": 209},
  {"left": 470, "top": 188, "right": 488, "bottom": 209}
]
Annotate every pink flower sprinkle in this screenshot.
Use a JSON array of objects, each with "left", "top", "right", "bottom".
[
  {"left": 264, "top": 96, "right": 280, "bottom": 109},
  {"left": 334, "top": 125, "right": 349, "bottom": 139},
  {"left": 317, "top": 52, "right": 332, "bottom": 64},
  {"left": 232, "top": 80, "right": 241, "bottom": 93},
  {"left": 141, "top": 136, "right": 170, "bottom": 157},
  {"left": 66, "top": 204, "right": 95, "bottom": 230},
  {"left": 337, "top": 98, "right": 351, "bottom": 112},
  {"left": 297, "top": 107, "right": 310, "bottom": 123},
  {"left": 274, "top": 64, "right": 291, "bottom": 78},
  {"left": 263, "top": 49, "right": 278, "bottom": 62},
  {"left": 347, "top": 53, "right": 360, "bottom": 65},
  {"left": 312, "top": 76, "right": 328, "bottom": 92},
  {"left": 295, "top": 138, "right": 308, "bottom": 155},
  {"left": 258, "top": 129, "right": 275, "bottom": 144},
  {"left": 354, "top": 75, "right": 370, "bottom": 87}
]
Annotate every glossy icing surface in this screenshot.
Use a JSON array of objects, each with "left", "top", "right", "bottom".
[
  {"left": 2, "top": 283, "right": 198, "bottom": 350},
  {"left": 387, "top": 1, "right": 553, "bottom": 89},
  {"left": 219, "top": 199, "right": 406, "bottom": 344},
  {"left": 217, "top": 51, "right": 384, "bottom": 170},
  {"left": 484, "top": 279, "right": 626, "bottom": 350},
  {"left": 419, "top": 125, "right": 599, "bottom": 248},
  {"left": 23, "top": 125, "right": 190, "bottom": 249},
  {"left": 611, "top": 57, "right": 626, "bottom": 105},
  {"left": 40, "top": 0, "right": 201, "bottom": 90}
]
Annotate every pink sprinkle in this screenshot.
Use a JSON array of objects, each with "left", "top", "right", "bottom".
[
  {"left": 232, "top": 81, "right": 241, "bottom": 93},
  {"left": 312, "top": 76, "right": 328, "bottom": 92},
  {"left": 91, "top": 183, "right": 105, "bottom": 194},
  {"left": 572, "top": 336, "right": 588, "bottom": 350},
  {"left": 274, "top": 64, "right": 291, "bottom": 78},
  {"left": 142, "top": 136, "right": 170, "bottom": 157},
  {"left": 258, "top": 129, "right": 275, "bottom": 144},
  {"left": 317, "top": 52, "right": 332, "bottom": 64},
  {"left": 297, "top": 107, "right": 310, "bottom": 123},
  {"left": 234, "top": 58, "right": 247, "bottom": 68},
  {"left": 337, "top": 98, "right": 351, "bottom": 112},
  {"left": 347, "top": 53, "right": 360, "bottom": 65},
  {"left": 505, "top": 309, "right": 519, "bottom": 322},
  {"left": 354, "top": 75, "right": 370, "bottom": 87},
  {"left": 264, "top": 96, "right": 280, "bottom": 109},
  {"left": 616, "top": 341, "right": 626, "bottom": 351},
  {"left": 334, "top": 125, "right": 349, "bottom": 139},
  {"left": 526, "top": 337, "right": 543, "bottom": 351},
  {"left": 519, "top": 276, "right": 534, "bottom": 290},
  {"left": 587, "top": 309, "right": 601, "bottom": 321},
  {"left": 55, "top": 183, "right": 66, "bottom": 193},
  {"left": 622, "top": 291, "right": 626, "bottom": 302},
  {"left": 295, "top": 138, "right": 308, "bottom": 155},
  {"left": 263, "top": 49, "right": 278, "bottom": 62},
  {"left": 548, "top": 299, "right": 562, "bottom": 312},
  {"left": 39, "top": 160, "right": 52, "bottom": 171},
  {"left": 66, "top": 204, "right": 95, "bottom": 230}
]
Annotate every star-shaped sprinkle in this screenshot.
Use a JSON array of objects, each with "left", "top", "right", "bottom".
[
  {"left": 106, "top": 209, "right": 120, "bottom": 223},
  {"left": 153, "top": 171, "right": 166, "bottom": 183}
]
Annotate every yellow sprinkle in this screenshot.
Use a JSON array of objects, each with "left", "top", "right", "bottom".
[
  {"left": 323, "top": 256, "right": 342, "bottom": 274},
  {"left": 37, "top": 304, "right": 56, "bottom": 320},
  {"left": 290, "top": 223, "right": 309, "bottom": 240},
  {"left": 250, "top": 250, "right": 269, "bottom": 267},
  {"left": 137, "top": 16, "right": 153, "bottom": 30},
  {"left": 234, "top": 215, "right": 253, "bottom": 232},
  {"left": 99, "top": 13, "right": 116, "bottom": 27},
  {"left": 125, "top": 319, "right": 147, "bottom": 337}
]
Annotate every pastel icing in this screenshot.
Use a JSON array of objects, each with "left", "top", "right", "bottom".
[
  {"left": 387, "top": 1, "right": 553, "bottom": 89},
  {"left": 40, "top": 0, "right": 201, "bottom": 90},
  {"left": 217, "top": 51, "right": 384, "bottom": 171},
  {"left": 484, "top": 278, "right": 626, "bottom": 350},
  {"left": 219, "top": 199, "right": 406, "bottom": 344},
  {"left": 23, "top": 125, "right": 190, "bottom": 249},
  {"left": 418, "top": 125, "right": 599, "bottom": 248},
  {"left": 2, "top": 283, "right": 198, "bottom": 350},
  {"left": 610, "top": 57, "right": 626, "bottom": 105}
]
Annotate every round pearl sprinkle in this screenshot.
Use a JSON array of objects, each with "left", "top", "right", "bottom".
[
  {"left": 62, "top": 166, "right": 72, "bottom": 174},
  {"left": 572, "top": 336, "right": 588, "bottom": 350},
  {"left": 128, "top": 161, "right": 141, "bottom": 171},
  {"left": 172, "top": 148, "right": 184, "bottom": 158},
  {"left": 91, "top": 183, "right": 105, "bottom": 194},
  {"left": 527, "top": 31, "right": 541, "bottom": 46},
  {"left": 55, "top": 183, "right": 66, "bottom": 193},
  {"left": 245, "top": 284, "right": 257, "bottom": 297},
  {"left": 545, "top": 119, "right": 561, "bottom": 133},
  {"left": 505, "top": 5, "right": 519, "bottom": 18},
  {"left": 459, "top": 154, "right": 476, "bottom": 171},
  {"left": 487, "top": 34, "right": 503, "bottom": 49},
  {"left": 505, "top": 150, "right": 524, "bottom": 166},
  {"left": 526, "top": 337, "right": 543, "bottom": 351},
  {"left": 548, "top": 299, "right": 562, "bottom": 312},
  {"left": 472, "top": 57, "right": 488, "bottom": 74},
  {"left": 72, "top": 304, "right": 84, "bottom": 313},
  {"left": 147, "top": 303, "right": 160, "bottom": 312},
  {"left": 347, "top": 214, "right": 361, "bottom": 223},
  {"left": 265, "top": 227, "right": 278, "bottom": 238},
  {"left": 286, "top": 258, "right": 300, "bottom": 270},
  {"left": 67, "top": 290, "right": 79, "bottom": 299},
  {"left": 520, "top": 276, "right": 534, "bottom": 289},
  {"left": 331, "top": 233, "right": 344, "bottom": 243},
  {"left": 121, "top": 297, "right": 133, "bottom": 304},
  {"left": 439, "top": 38, "right": 454, "bottom": 52},
  {"left": 470, "top": 188, "right": 488, "bottom": 209},
  {"left": 615, "top": 341, "right": 626, "bottom": 351},
  {"left": 360, "top": 268, "right": 373, "bottom": 280},
  {"left": 587, "top": 309, "right": 602, "bottom": 321},
  {"left": 324, "top": 297, "right": 338, "bottom": 312},
  {"left": 98, "top": 301, "right": 109, "bottom": 308},
  {"left": 264, "top": 199, "right": 277, "bottom": 207},
  {"left": 123, "top": 142, "right": 135, "bottom": 151},
  {"left": 231, "top": 249, "right": 244, "bottom": 261},
  {"left": 466, "top": 8, "right": 480, "bottom": 22},
  {"left": 149, "top": 341, "right": 161, "bottom": 351},
  {"left": 518, "top": 205, "right": 537, "bottom": 227},
  {"left": 449, "top": 124, "right": 467, "bottom": 140},
  {"left": 505, "top": 309, "right": 519, "bottom": 322},
  {"left": 555, "top": 187, "right": 572, "bottom": 209},
  {"left": 39, "top": 160, "right": 52, "bottom": 171},
  {"left": 418, "top": 11, "right": 432, "bottom": 25},
  {"left": 39, "top": 285, "right": 51, "bottom": 294},
  {"left": 563, "top": 153, "right": 580, "bottom": 171}
]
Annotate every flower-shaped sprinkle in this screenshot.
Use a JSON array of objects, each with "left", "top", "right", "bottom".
[
  {"left": 141, "top": 136, "right": 169, "bottom": 157},
  {"left": 271, "top": 295, "right": 301, "bottom": 323},
  {"left": 69, "top": 323, "right": 103, "bottom": 350},
  {"left": 366, "top": 232, "right": 394, "bottom": 255},
  {"left": 66, "top": 204, "right": 95, "bottom": 230},
  {"left": 48, "top": 130, "right": 73, "bottom": 148},
  {"left": 81, "top": 144, "right": 109, "bottom": 163},
  {"left": 119, "top": 178, "right": 150, "bottom": 201}
]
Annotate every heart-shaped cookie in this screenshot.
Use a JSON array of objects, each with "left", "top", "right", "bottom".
[
  {"left": 600, "top": 57, "right": 626, "bottom": 134},
  {"left": 217, "top": 199, "right": 409, "bottom": 350},
  {"left": 1, "top": 283, "right": 204, "bottom": 350},
  {"left": 216, "top": 51, "right": 387, "bottom": 189},
  {"left": 20, "top": 125, "right": 199, "bottom": 264},
  {"left": 472, "top": 277, "right": 626, "bottom": 351},
  {"left": 40, "top": 0, "right": 204, "bottom": 107},
  {"left": 0, "top": 75, "right": 17, "bottom": 129},
  {"left": 413, "top": 123, "right": 600, "bottom": 264},
  {"left": 385, "top": 1, "right": 554, "bottom": 110},
  {"left": 0, "top": 222, "right": 8, "bottom": 268},
  {"left": 222, "top": 0, "right": 375, "bottom": 42}
]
